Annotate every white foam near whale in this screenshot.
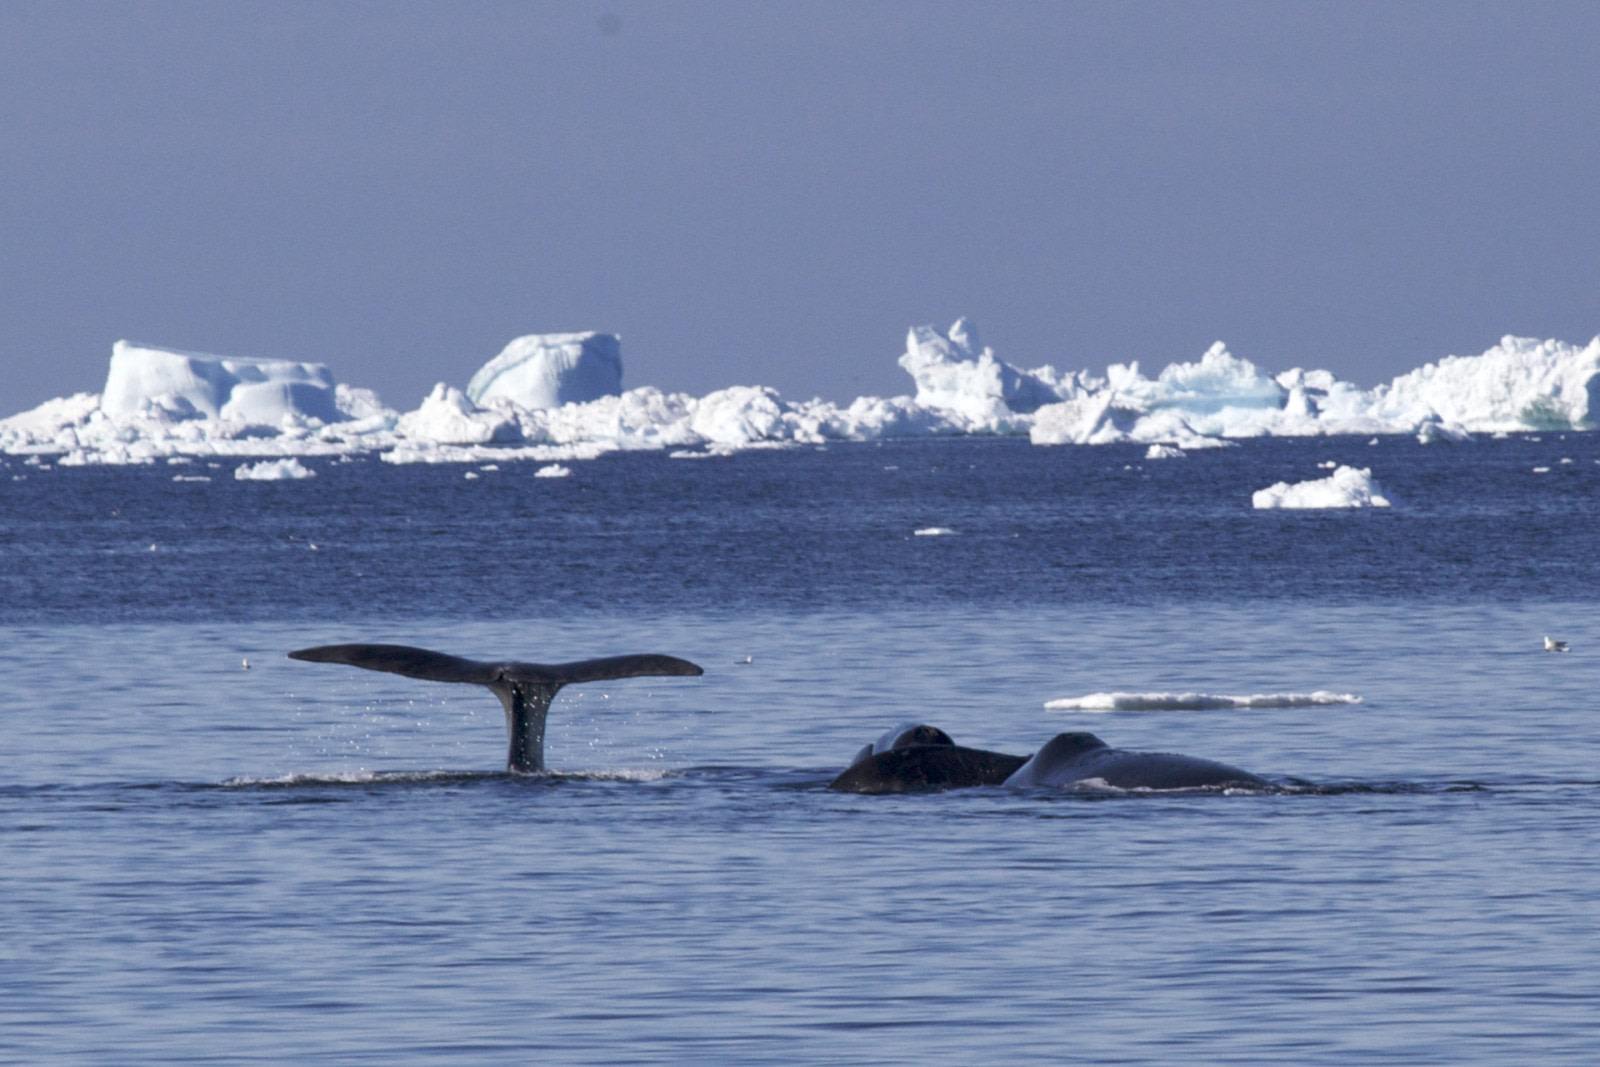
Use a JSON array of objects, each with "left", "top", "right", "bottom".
[
  {"left": 1044, "top": 690, "right": 1364, "bottom": 711},
  {"left": 2, "top": 320, "right": 1597, "bottom": 465}
]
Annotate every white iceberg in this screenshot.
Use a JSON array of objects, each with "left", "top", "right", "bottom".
[
  {"left": 396, "top": 384, "right": 522, "bottom": 446},
  {"left": 101, "top": 341, "right": 344, "bottom": 424},
  {"left": 1370, "top": 335, "right": 1600, "bottom": 432},
  {"left": 466, "top": 332, "right": 622, "bottom": 410},
  {"left": 1252, "top": 465, "right": 1396, "bottom": 509},
  {"left": 234, "top": 458, "right": 316, "bottom": 481},
  {"left": 898, "top": 317, "right": 1072, "bottom": 427}
]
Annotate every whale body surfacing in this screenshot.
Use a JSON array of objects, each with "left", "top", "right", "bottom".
[
  {"left": 829, "top": 722, "right": 1027, "bottom": 794},
  {"left": 1003, "top": 732, "right": 1266, "bottom": 790},
  {"left": 829, "top": 725, "right": 1264, "bottom": 793},
  {"left": 288, "top": 643, "right": 703, "bottom": 773}
]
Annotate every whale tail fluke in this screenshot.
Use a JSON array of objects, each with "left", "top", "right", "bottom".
[
  {"left": 287, "top": 643, "right": 704, "bottom": 773},
  {"left": 287, "top": 644, "right": 704, "bottom": 687}
]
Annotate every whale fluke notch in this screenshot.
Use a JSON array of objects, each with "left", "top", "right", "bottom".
[{"left": 288, "top": 643, "right": 703, "bottom": 774}]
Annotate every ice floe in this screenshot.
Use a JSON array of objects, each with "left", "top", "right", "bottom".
[
  {"left": 1045, "top": 691, "right": 1364, "bottom": 711},
  {"left": 234, "top": 458, "right": 317, "bottom": 481},
  {"left": 1251, "top": 465, "right": 1397, "bottom": 509}
]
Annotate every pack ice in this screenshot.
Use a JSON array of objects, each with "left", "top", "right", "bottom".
[{"left": 2, "top": 320, "right": 1597, "bottom": 467}]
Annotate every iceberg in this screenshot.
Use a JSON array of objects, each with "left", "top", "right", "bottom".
[
  {"left": 898, "top": 317, "right": 1072, "bottom": 427},
  {"left": 1369, "top": 335, "right": 1600, "bottom": 433},
  {"left": 1252, "top": 465, "right": 1397, "bottom": 509},
  {"left": 466, "top": 332, "right": 622, "bottom": 410},
  {"left": 2, "top": 320, "right": 1597, "bottom": 467},
  {"left": 101, "top": 341, "right": 344, "bottom": 424}
]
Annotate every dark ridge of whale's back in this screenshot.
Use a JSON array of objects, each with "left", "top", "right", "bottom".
[{"left": 829, "top": 745, "right": 1028, "bottom": 794}]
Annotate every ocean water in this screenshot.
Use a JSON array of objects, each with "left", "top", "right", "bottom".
[{"left": 2, "top": 435, "right": 1597, "bottom": 1064}]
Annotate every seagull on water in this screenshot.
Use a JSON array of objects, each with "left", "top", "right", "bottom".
[{"left": 1544, "top": 635, "right": 1570, "bottom": 653}]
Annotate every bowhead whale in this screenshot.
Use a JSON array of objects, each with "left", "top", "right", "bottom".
[
  {"left": 829, "top": 721, "right": 1026, "bottom": 793},
  {"left": 288, "top": 643, "right": 703, "bottom": 773},
  {"left": 1003, "top": 731, "right": 1266, "bottom": 790},
  {"left": 828, "top": 724, "right": 1264, "bottom": 793}
]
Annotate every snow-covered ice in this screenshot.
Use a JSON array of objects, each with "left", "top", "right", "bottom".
[
  {"left": 1252, "top": 465, "right": 1397, "bottom": 509},
  {"left": 3, "top": 320, "right": 1597, "bottom": 467},
  {"left": 234, "top": 458, "right": 317, "bottom": 481}
]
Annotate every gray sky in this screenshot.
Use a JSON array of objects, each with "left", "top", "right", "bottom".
[{"left": 3, "top": 0, "right": 1598, "bottom": 413}]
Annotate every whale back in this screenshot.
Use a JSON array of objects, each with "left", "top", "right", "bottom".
[
  {"left": 849, "top": 721, "right": 957, "bottom": 766},
  {"left": 1004, "top": 731, "right": 1265, "bottom": 790},
  {"left": 830, "top": 744, "right": 1028, "bottom": 793}
]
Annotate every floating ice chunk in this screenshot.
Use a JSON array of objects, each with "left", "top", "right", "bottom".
[
  {"left": 913, "top": 527, "right": 957, "bottom": 536},
  {"left": 466, "top": 332, "right": 622, "bottom": 410},
  {"left": 1252, "top": 465, "right": 1396, "bottom": 509},
  {"left": 899, "top": 318, "right": 1070, "bottom": 425},
  {"left": 234, "top": 458, "right": 316, "bottom": 481},
  {"left": 534, "top": 464, "right": 572, "bottom": 478},
  {"left": 102, "top": 341, "right": 343, "bottom": 423},
  {"left": 1045, "top": 691, "right": 1363, "bottom": 711},
  {"left": 1145, "top": 444, "right": 1186, "bottom": 460},
  {"left": 690, "top": 386, "right": 806, "bottom": 446},
  {"left": 396, "top": 384, "right": 521, "bottom": 445},
  {"left": 1415, "top": 414, "right": 1473, "bottom": 444},
  {"left": 1128, "top": 343, "right": 1287, "bottom": 417},
  {"left": 1370, "top": 335, "right": 1600, "bottom": 432}
]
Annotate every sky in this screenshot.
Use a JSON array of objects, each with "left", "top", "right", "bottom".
[{"left": 3, "top": 0, "right": 1599, "bottom": 414}]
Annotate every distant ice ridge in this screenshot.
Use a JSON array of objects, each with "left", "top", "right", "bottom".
[
  {"left": 1045, "top": 691, "right": 1364, "bottom": 711},
  {"left": 1, "top": 320, "right": 1596, "bottom": 466},
  {"left": 1252, "top": 465, "right": 1397, "bottom": 509}
]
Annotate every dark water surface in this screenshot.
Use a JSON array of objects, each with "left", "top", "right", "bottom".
[{"left": 2, "top": 437, "right": 1597, "bottom": 1063}]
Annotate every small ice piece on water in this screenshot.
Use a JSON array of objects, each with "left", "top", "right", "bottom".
[
  {"left": 1145, "top": 444, "right": 1186, "bottom": 460},
  {"left": 1044, "top": 691, "right": 1364, "bottom": 711},
  {"left": 1251, "top": 465, "right": 1395, "bottom": 509},
  {"left": 534, "top": 464, "right": 572, "bottom": 478},
  {"left": 913, "top": 526, "right": 957, "bottom": 537},
  {"left": 234, "top": 458, "right": 317, "bottom": 481}
]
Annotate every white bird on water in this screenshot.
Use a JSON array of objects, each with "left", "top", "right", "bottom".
[{"left": 1544, "top": 635, "right": 1570, "bottom": 653}]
